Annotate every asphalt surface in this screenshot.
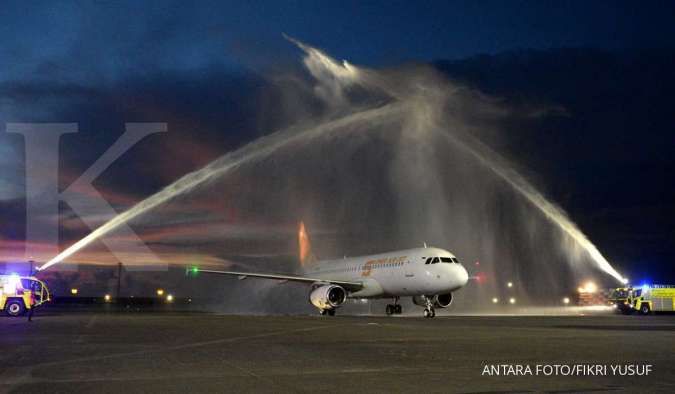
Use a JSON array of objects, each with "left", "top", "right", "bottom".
[{"left": 0, "top": 312, "right": 674, "bottom": 393}]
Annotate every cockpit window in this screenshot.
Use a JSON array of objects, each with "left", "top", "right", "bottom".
[{"left": 428, "top": 257, "right": 459, "bottom": 264}]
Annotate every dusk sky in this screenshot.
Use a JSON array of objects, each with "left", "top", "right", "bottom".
[
  {"left": 3, "top": 1, "right": 675, "bottom": 74},
  {"left": 2, "top": 1, "right": 675, "bottom": 292}
]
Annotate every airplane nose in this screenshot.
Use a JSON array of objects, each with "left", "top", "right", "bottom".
[
  {"left": 444, "top": 263, "right": 469, "bottom": 290},
  {"left": 459, "top": 264, "right": 469, "bottom": 286}
]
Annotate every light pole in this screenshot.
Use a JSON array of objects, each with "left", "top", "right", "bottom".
[{"left": 116, "top": 262, "right": 122, "bottom": 299}]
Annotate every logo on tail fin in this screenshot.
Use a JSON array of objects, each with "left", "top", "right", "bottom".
[{"left": 298, "top": 221, "right": 316, "bottom": 266}]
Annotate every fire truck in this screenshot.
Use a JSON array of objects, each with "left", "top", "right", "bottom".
[
  {"left": 0, "top": 275, "right": 51, "bottom": 317},
  {"left": 609, "top": 285, "right": 675, "bottom": 315}
]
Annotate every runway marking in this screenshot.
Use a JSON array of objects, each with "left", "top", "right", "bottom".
[
  {"left": 85, "top": 314, "right": 99, "bottom": 329},
  {"left": 74, "top": 314, "right": 99, "bottom": 344},
  {"left": 0, "top": 366, "right": 423, "bottom": 386},
  {"left": 1, "top": 322, "right": 350, "bottom": 393},
  {"left": 18, "top": 323, "right": 349, "bottom": 368},
  {"left": 0, "top": 367, "right": 32, "bottom": 388}
]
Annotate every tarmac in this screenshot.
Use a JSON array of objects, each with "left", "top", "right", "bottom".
[{"left": 0, "top": 311, "right": 674, "bottom": 393}]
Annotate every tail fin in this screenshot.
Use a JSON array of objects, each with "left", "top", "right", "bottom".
[{"left": 298, "top": 221, "right": 317, "bottom": 266}]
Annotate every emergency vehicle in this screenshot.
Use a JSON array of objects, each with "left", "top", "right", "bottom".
[
  {"left": 0, "top": 275, "right": 50, "bottom": 317},
  {"left": 609, "top": 285, "right": 675, "bottom": 315}
]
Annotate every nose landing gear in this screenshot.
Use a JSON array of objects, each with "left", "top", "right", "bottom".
[{"left": 423, "top": 296, "right": 436, "bottom": 318}]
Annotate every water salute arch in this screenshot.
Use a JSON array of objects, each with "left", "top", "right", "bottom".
[{"left": 39, "top": 36, "right": 624, "bottom": 310}]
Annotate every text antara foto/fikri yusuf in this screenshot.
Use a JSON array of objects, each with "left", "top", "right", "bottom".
[{"left": 482, "top": 364, "right": 652, "bottom": 376}]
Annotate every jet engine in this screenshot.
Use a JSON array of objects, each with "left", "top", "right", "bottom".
[
  {"left": 309, "top": 284, "right": 347, "bottom": 310},
  {"left": 433, "top": 293, "right": 453, "bottom": 308},
  {"left": 412, "top": 293, "right": 453, "bottom": 308}
]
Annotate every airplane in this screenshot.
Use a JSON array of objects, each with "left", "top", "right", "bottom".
[{"left": 192, "top": 222, "right": 469, "bottom": 318}]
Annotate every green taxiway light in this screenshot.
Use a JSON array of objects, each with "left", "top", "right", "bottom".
[{"left": 185, "top": 266, "right": 199, "bottom": 277}]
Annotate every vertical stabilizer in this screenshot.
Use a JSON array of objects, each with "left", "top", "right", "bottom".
[{"left": 298, "top": 221, "right": 317, "bottom": 266}]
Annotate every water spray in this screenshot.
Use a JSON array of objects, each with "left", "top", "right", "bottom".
[
  {"left": 39, "top": 37, "right": 626, "bottom": 287},
  {"left": 38, "top": 101, "right": 401, "bottom": 271},
  {"left": 437, "top": 128, "right": 625, "bottom": 283}
]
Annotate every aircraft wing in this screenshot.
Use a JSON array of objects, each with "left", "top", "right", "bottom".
[{"left": 194, "top": 269, "right": 364, "bottom": 292}]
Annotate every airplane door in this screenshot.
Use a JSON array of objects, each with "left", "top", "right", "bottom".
[
  {"left": 404, "top": 260, "right": 415, "bottom": 278},
  {"left": 401, "top": 259, "right": 416, "bottom": 294}
]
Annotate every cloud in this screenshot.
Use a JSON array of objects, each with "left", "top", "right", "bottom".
[
  {"left": 0, "top": 56, "right": 278, "bottom": 269},
  {"left": 0, "top": 176, "right": 22, "bottom": 201},
  {"left": 0, "top": 136, "right": 24, "bottom": 200}
]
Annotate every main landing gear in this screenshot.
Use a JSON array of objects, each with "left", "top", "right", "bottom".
[
  {"left": 385, "top": 297, "right": 403, "bottom": 316},
  {"left": 319, "top": 309, "right": 336, "bottom": 316}
]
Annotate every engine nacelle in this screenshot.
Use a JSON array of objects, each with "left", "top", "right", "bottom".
[
  {"left": 412, "top": 293, "right": 453, "bottom": 308},
  {"left": 434, "top": 293, "right": 453, "bottom": 308},
  {"left": 309, "top": 284, "right": 347, "bottom": 310}
]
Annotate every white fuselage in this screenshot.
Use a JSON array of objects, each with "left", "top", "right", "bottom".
[{"left": 304, "top": 247, "right": 469, "bottom": 298}]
